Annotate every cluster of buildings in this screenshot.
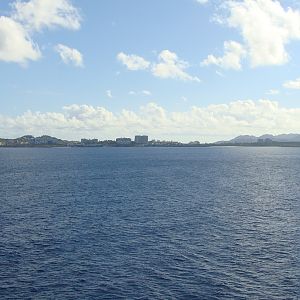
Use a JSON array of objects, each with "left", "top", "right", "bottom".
[
  {"left": 79, "top": 136, "right": 202, "bottom": 147},
  {"left": 80, "top": 135, "right": 149, "bottom": 146},
  {"left": 116, "top": 135, "right": 149, "bottom": 145},
  {"left": 0, "top": 135, "right": 204, "bottom": 147}
]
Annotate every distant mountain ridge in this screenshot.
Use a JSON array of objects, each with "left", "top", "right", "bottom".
[
  {"left": 0, "top": 135, "right": 70, "bottom": 146},
  {"left": 220, "top": 134, "right": 300, "bottom": 144}
]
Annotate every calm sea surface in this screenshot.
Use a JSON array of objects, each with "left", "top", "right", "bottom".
[{"left": 0, "top": 147, "right": 299, "bottom": 299}]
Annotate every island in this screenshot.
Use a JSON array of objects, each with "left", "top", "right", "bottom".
[{"left": 1, "top": 134, "right": 300, "bottom": 148}]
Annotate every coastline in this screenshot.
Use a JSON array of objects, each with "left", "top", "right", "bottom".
[{"left": 1, "top": 143, "right": 300, "bottom": 148}]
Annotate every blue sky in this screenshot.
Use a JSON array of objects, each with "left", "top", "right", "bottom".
[{"left": 1, "top": 0, "right": 300, "bottom": 141}]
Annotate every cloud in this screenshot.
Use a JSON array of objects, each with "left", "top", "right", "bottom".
[
  {"left": 283, "top": 78, "right": 300, "bottom": 89},
  {"left": 206, "top": 0, "right": 300, "bottom": 69},
  {"left": 55, "top": 44, "right": 83, "bottom": 67},
  {"left": 0, "top": 16, "right": 41, "bottom": 64},
  {"left": 1, "top": 100, "right": 300, "bottom": 142},
  {"left": 117, "top": 52, "right": 150, "bottom": 70},
  {"left": 152, "top": 50, "right": 201, "bottom": 82},
  {"left": 202, "top": 41, "right": 246, "bottom": 70},
  {"left": 266, "top": 89, "right": 280, "bottom": 95},
  {"left": 129, "top": 90, "right": 152, "bottom": 96},
  {"left": 106, "top": 90, "right": 113, "bottom": 98},
  {"left": 0, "top": 0, "right": 81, "bottom": 65},
  {"left": 12, "top": 0, "right": 81, "bottom": 31},
  {"left": 224, "top": 0, "right": 300, "bottom": 67},
  {"left": 216, "top": 70, "right": 225, "bottom": 77},
  {"left": 106, "top": 90, "right": 113, "bottom": 99},
  {"left": 152, "top": 50, "right": 197, "bottom": 81},
  {"left": 181, "top": 96, "right": 188, "bottom": 102},
  {"left": 196, "top": 0, "right": 208, "bottom": 4},
  {"left": 118, "top": 50, "right": 200, "bottom": 82},
  {"left": 142, "top": 90, "right": 151, "bottom": 96}
]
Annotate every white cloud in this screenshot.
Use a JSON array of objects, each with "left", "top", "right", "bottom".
[
  {"left": 266, "top": 89, "right": 280, "bottom": 95},
  {"left": 55, "top": 44, "right": 83, "bottom": 67},
  {"left": 129, "top": 90, "right": 152, "bottom": 96},
  {"left": 117, "top": 52, "right": 150, "bottom": 70},
  {"left": 224, "top": 0, "right": 300, "bottom": 67},
  {"left": 106, "top": 90, "right": 113, "bottom": 98},
  {"left": 12, "top": 0, "right": 81, "bottom": 31},
  {"left": 152, "top": 50, "right": 201, "bottom": 82},
  {"left": 0, "top": 0, "right": 81, "bottom": 65},
  {"left": 181, "top": 96, "right": 188, "bottom": 102},
  {"left": 216, "top": 70, "right": 225, "bottom": 77},
  {"left": 202, "top": 40, "right": 246, "bottom": 70},
  {"left": 118, "top": 50, "right": 200, "bottom": 82},
  {"left": 142, "top": 90, "right": 151, "bottom": 96},
  {"left": 1, "top": 100, "right": 300, "bottom": 142},
  {"left": 283, "top": 78, "right": 300, "bottom": 89},
  {"left": 0, "top": 16, "right": 41, "bottom": 64},
  {"left": 196, "top": 0, "right": 208, "bottom": 4}
]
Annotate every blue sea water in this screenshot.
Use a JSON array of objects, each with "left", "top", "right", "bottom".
[{"left": 0, "top": 147, "right": 299, "bottom": 299}]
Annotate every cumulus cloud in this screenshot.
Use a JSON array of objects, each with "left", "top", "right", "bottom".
[
  {"left": 117, "top": 52, "right": 150, "bottom": 70},
  {"left": 12, "top": 0, "right": 81, "bottom": 31},
  {"left": 0, "top": 16, "right": 41, "bottom": 64},
  {"left": 0, "top": 0, "right": 81, "bottom": 65},
  {"left": 224, "top": 0, "right": 300, "bottom": 67},
  {"left": 118, "top": 50, "right": 200, "bottom": 82},
  {"left": 55, "top": 44, "right": 83, "bottom": 67},
  {"left": 152, "top": 50, "right": 201, "bottom": 82},
  {"left": 283, "top": 78, "right": 300, "bottom": 89},
  {"left": 209, "top": 0, "right": 300, "bottom": 69},
  {"left": 202, "top": 41, "right": 246, "bottom": 70},
  {"left": 1, "top": 100, "right": 300, "bottom": 142}
]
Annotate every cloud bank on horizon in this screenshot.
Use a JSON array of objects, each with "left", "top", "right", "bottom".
[
  {"left": 1, "top": 100, "right": 300, "bottom": 142},
  {"left": 1, "top": 0, "right": 300, "bottom": 140}
]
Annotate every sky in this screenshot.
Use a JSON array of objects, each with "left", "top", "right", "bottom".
[{"left": 1, "top": 0, "right": 300, "bottom": 142}]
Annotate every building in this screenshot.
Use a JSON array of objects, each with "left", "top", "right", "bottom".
[
  {"left": 134, "top": 135, "right": 148, "bottom": 145},
  {"left": 116, "top": 138, "right": 132, "bottom": 145}
]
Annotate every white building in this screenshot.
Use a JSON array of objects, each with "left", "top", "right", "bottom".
[
  {"left": 134, "top": 135, "right": 148, "bottom": 144},
  {"left": 116, "top": 138, "right": 132, "bottom": 145}
]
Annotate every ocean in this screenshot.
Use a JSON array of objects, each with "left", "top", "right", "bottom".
[{"left": 0, "top": 147, "right": 299, "bottom": 299}]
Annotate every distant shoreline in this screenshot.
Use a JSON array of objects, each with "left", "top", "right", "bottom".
[
  {"left": 1, "top": 143, "right": 300, "bottom": 148},
  {"left": 2, "top": 134, "right": 300, "bottom": 148}
]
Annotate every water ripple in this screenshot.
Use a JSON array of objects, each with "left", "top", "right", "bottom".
[{"left": 0, "top": 147, "right": 299, "bottom": 299}]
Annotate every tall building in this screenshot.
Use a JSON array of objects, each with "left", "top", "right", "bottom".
[{"left": 135, "top": 135, "right": 148, "bottom": 144}]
